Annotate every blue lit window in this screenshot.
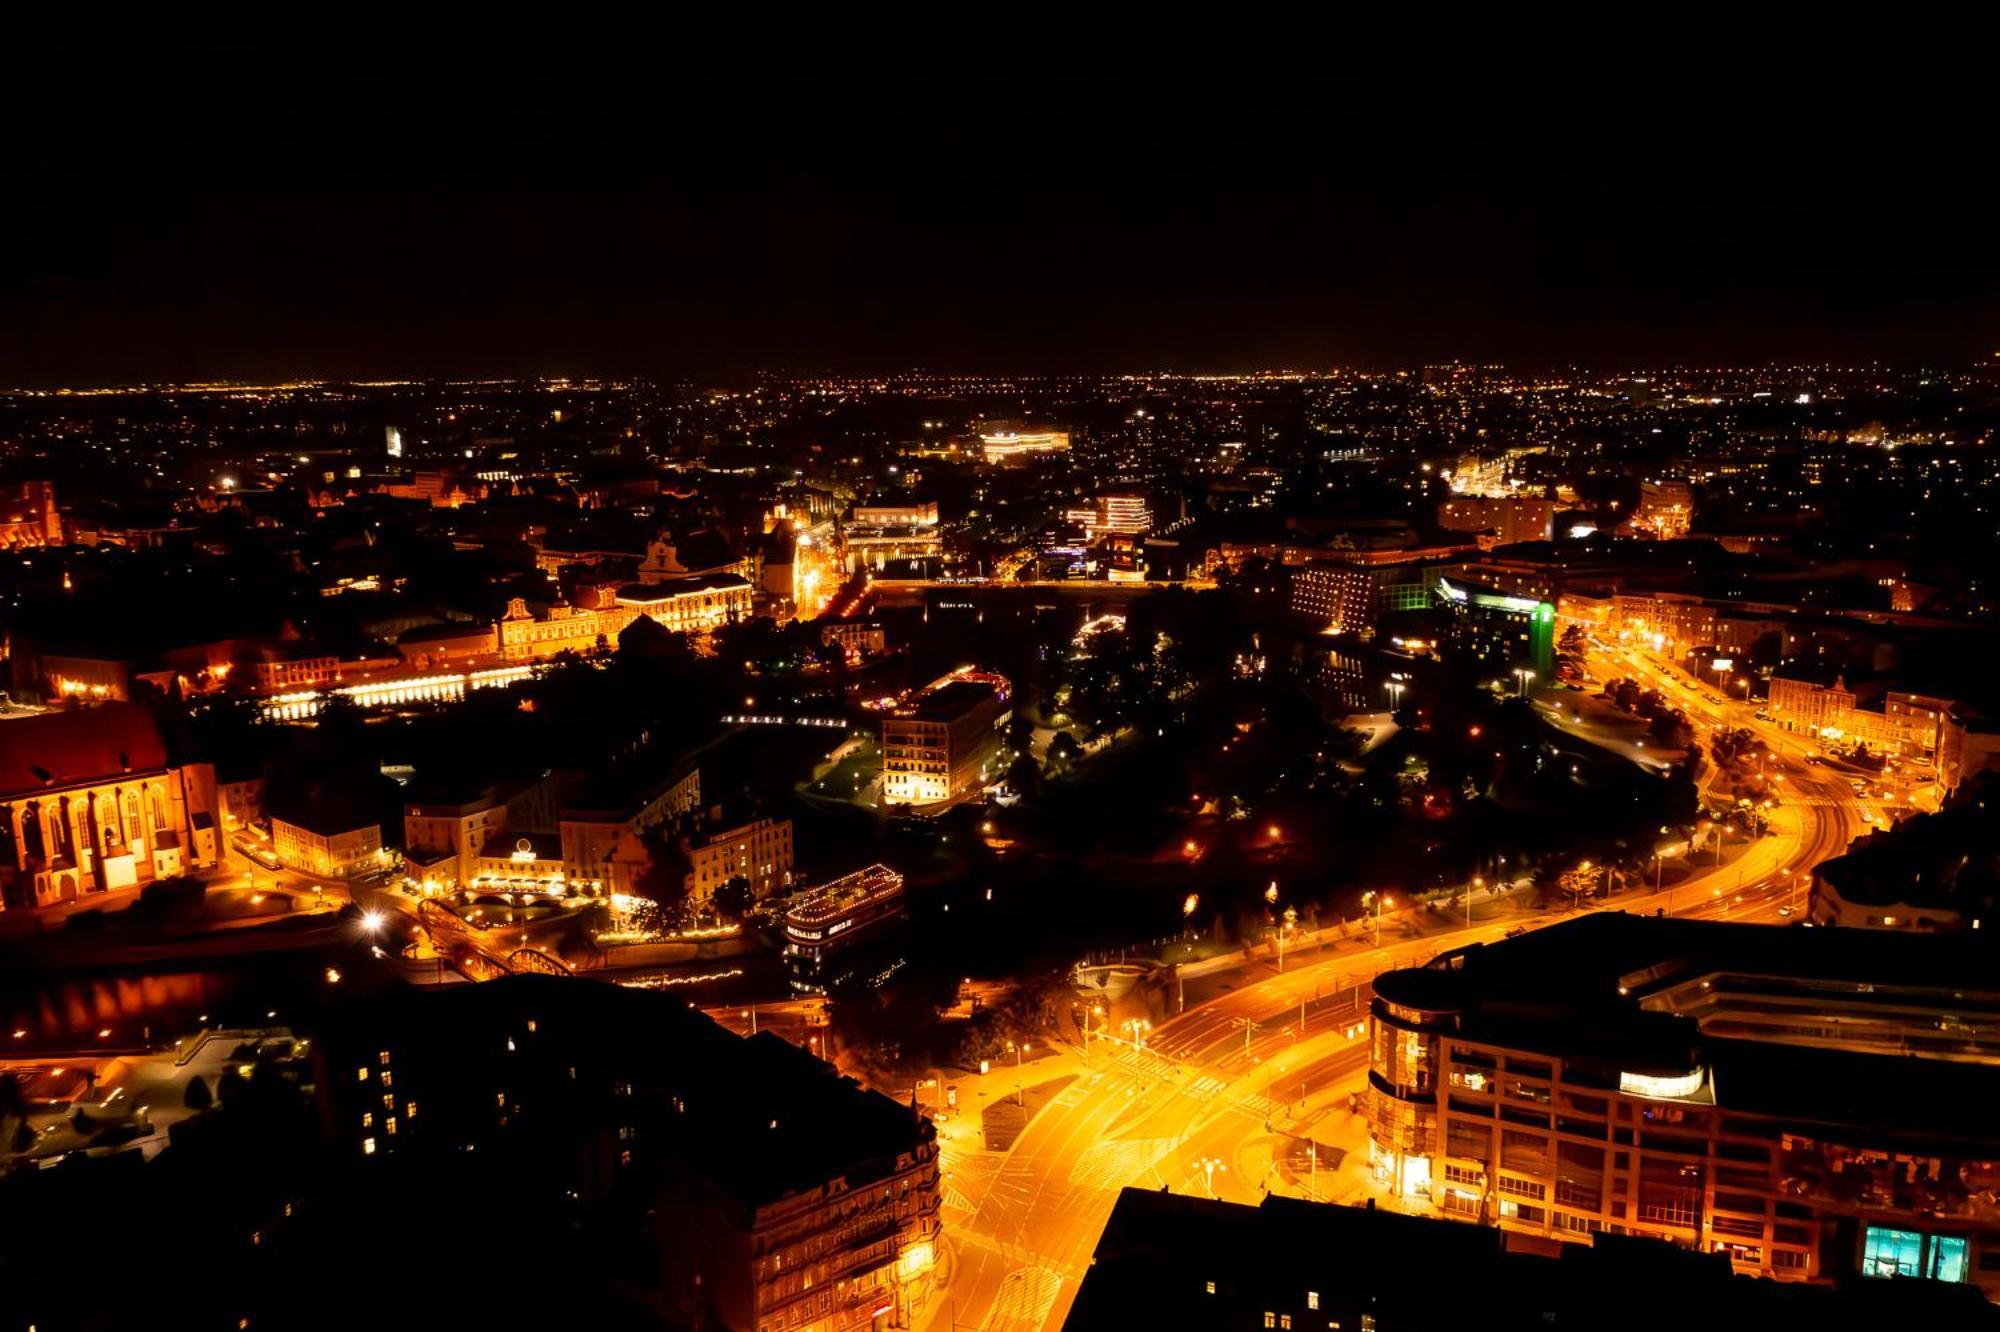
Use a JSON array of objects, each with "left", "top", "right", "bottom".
[
  {"left": 1930, "top": 1235, "right": 1969, "bottom": 1284},
  {"left": 1863, "top": 1227, "right": 1924, "bottom": 1279}
]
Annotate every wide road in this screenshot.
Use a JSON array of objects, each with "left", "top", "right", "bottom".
[{"left": 926, "top": 646, "right": 1877, "bottom": 1332}]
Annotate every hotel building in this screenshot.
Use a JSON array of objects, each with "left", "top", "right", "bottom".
[{"left": 1367, "top": 914, "right": 2000, "bottom": 1298}]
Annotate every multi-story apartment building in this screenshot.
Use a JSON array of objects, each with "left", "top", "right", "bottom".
[
  {"left": 881, "top": 670, "right": 1011, "bottom": 810},
  {"left": 318, "top": 977, "right": 943, "bottom": 1332},
  {"left": 1367, "top": 915, "right": 2000, "bottom": 1299},
  {"left": 671, "top": 809, "right": 794, "bottom": 905},
  {"left": 1615, "top": 593, "right": 1719, "bottom": 655},
  {"left": 1288, "top": 562, "right": 1374, "bottom": 635},
  {"left": 1065, "top": 492, "right": 1152, "bottom": 540},
  {"left": 271, "top": 807, "right": 385, "bottom": 879}
]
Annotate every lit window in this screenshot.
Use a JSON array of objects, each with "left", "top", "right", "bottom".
[
  {"left": 356, "top": 1067, "right": 369, "bottom": 1082},
  {"left": 360, "top": 1112, "right": 372, "bottom": 1129},
  {"left": 1205, "top": 1282, "right": 1216, "bottom": 1296},
  {"left": 1862, "top": 1227, "right": 1924, "bottom": 1279},
  {"left": 362, "top": 1137, "right": 376, "bottom": 1156},
  {"left": 1307, "top": 1292, "right": 1319, "bottom": 1310},
  {"left": 1264, "top": 1316, "right": 1276, "bottom": 1329}
]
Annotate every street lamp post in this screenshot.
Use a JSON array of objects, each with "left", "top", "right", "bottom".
[
  {"left": 1005, "top": 1040, "right": 1030, "bottom": 1105},
  {"left": 1195, "top": 1155, "right": 1226, "bottom": 1198}
]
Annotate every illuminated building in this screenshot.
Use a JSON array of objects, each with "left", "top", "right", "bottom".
[
  {"left": 783, "top": 863, "right": 907, "bottom": 993},
  {"left": 1631, "top": 481, "right": 1695, "bottom": 539},
  {"left": 1436, "top": 495, "right": 1558, "bottom": 547},
  {"left": 819, "top": 620, "right": 887, "bottom": 664},
  {"left": 979, "top": 424, "right": 1071, "bottom": 462},
  {"left": 670, "top": 809, "right": 794, "bottom": 905},
  {"left": 270, "top": 806, "right": 384, "bottom": 879},
  {"left": 1436, "top": 576, "right": 1556, "bottom": 680},
  {"left": 1367, "top": 915, "right": 2000, "bottom": 1296},
  {"left": 407, "top": 771, "right": 702, "bottom": 900},
  {"left": 850, "top": 500, "right": 939, "bottom": 530},
  {"left": 845, "top": 501, "right": 942, "bottom": 575},
  {"left": 0, "top": 481, "right": 62, "bottom": 548},
  {"left": 319, "top": 976, "right": 942, "bottom": 1332},
  {"left": 0, "top": 702, "right": 220, "bottom": 909},
  {"left": 558, "top": 762, "right": 704, "bottom": 895},
  {"left": 881, "top": 670, "right": 1011, "bottom": 810},
  {"left": 1289, "top": 562, "right": 1376, "bottom": 635},
  {"left": 404, "top": 785, "right": 542, "bottom": 892},
  {"left": 1065, "top": 492, "right": 1152, "bottom": 540},
  {"left": 1613, "top": 593, "right": 1719, "bottom": 656},
  {"left": 496, "top": 575, "right": 750, "bottom": 662},
  {"left": 1064, "top": 1188, "right": 1997, "bottom": 1331},
  {"left": 612, "top": 574, "right": 753, "bottom": 634},
  {"left": 1769, "top": 675, "right": 1954, "bottom": 760}
]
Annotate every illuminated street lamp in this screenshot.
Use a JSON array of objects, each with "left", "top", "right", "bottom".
[
  {"left": 1005, "top": 1039, "right": 1030, "bottom": 1105},
  {"left": 1512, "top": 667, "right": 1536, "bottom": 697},
  {"left": 1194, "top": 1154, "right": 1226, "bottom": 1198},
  {"left": 1362, "top": 890, "right": 1393, "bottom": 946}
]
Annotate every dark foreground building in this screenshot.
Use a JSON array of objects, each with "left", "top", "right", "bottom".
[
  {"left": 1065, "top": 1188, "right": 2000, "bottom": 1331},
  {"left": 316, "top": 975, "right": 943, "bottom": 1331},
  {"left": 1365, "top": 914, "right": 2000, "bottom": 1298}
]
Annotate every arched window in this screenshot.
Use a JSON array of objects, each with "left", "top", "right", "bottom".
[{"left": 21, "top": 803, "right": 44, "bottom": 863}]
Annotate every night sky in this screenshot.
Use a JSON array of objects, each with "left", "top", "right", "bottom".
[{"left": 3, "top": 31, "right": 1995, "bottom": 383}]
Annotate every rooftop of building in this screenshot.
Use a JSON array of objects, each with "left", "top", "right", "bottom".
[
  {"left": 1375, "top": 912, "right": 2000, "bottom": 1152},
  {"left": 322, "top": 975, "right": 929, "bottom": 1208},
  {"left": 1067, "top": 1189, "right": 1999, "bottom": 1331},
  {"left": 896, "top": 675, "right": 1007, "bottom": 722},
  {"left": 0, "top": 701, "right": 172, "bottom": 799},
  {"left": 1815, "top": 774, "right": 2000, "bottom": 911},
  {"left": 614, "top": 571, "right": 750, "bottom": 602}
]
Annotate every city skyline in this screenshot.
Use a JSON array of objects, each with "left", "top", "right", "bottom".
[{"left": 5, "top": 36, "right": 2000, "bottom": 1332}]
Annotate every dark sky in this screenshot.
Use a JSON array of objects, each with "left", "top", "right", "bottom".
[{"left": 3, "top": 30, "right": 1996, "bottom": 383}]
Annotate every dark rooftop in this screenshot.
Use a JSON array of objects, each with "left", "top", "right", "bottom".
[
  {"left": 1065, "top": 1188, "right": 2000, "bottom": 1331},
  {"left": 1376, "top": 912, "right": 2000, "bottom": 1149}
]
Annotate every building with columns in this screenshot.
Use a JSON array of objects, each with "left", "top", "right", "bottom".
[{"left": 0, "top": 702, "right": 220, "bottom": 910}]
